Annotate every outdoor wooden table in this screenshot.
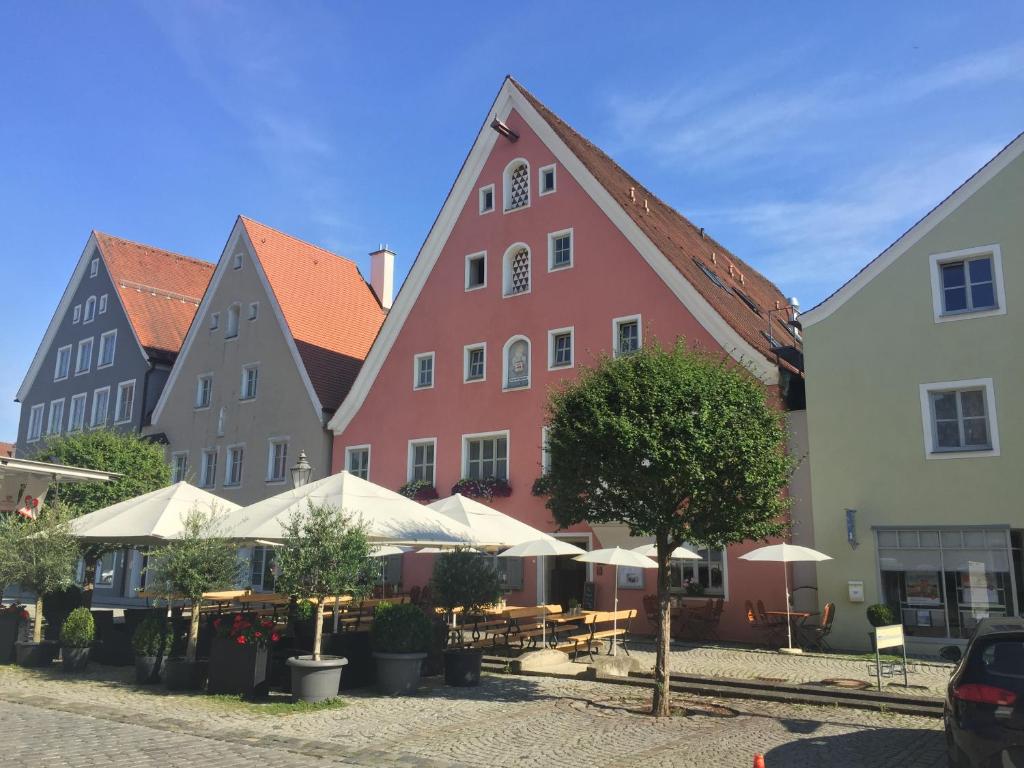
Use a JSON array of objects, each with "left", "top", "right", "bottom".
[{"left": 764, "top": 610, "right": 812, "bottom": 622}]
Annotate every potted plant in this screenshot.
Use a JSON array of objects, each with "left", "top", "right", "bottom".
[
  {"left": 274, "top": 501, "right": 376, "bottom": 703},
  {"left": 59, "top": 607, "right": 94, "bottom": 672},
  {"left": 207, "top": 613, "right": 281, "bottom": 697},
  {"left": 866, "top": 603, "right": 897, "bottom": 650},
  {"left": 132, "top": 615, "right": 169, "bottom": 684},
  {"left": 146, "top": 507, "right": 241, "bottom": 691},
  {"left": 431, "top": 548, "right": 501, "bottom": 687},
  {"left": 0, "top": 605, "right": 30, "bottom": 664},
  {"left": 450, "top": 478, "right": 512, "bottom": 501},
  {"left": 371, "top": 602, "right": 431, "bottom": 695},
  {"left": 397, "top": 481, "right": 439, "bottom": 503}
]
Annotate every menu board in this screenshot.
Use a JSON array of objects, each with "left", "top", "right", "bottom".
[{"left": 582, "top": 581, "right": 596, "bottom": 611}]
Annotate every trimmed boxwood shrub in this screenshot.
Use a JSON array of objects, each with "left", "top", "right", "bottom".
[
  {"left": 372, "top": 603, "right": 431, "bottom": 654},
  {"left": 132, "top": 616, "right": 169, "bottom": 657},
  {"left": 60, "top": 607, "right": 94, "bottom": 648},
  {"left": 866, "top": 603, "right": 896, "bottom": 627}
]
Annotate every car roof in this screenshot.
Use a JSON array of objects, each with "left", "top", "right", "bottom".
[{"left": 973, "top": 617, "right": 1024, "bottom": 639}]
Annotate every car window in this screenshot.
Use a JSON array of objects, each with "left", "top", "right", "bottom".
[{"left": 962, "top": 638, "right": 1024, "bottom": 695}]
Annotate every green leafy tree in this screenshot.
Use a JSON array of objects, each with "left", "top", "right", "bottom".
[
  {"left": 544, "top": 341, "right": 793, "bottom": 716},
  {"left": 0, "top": 503, "right": 80, "bottom": 643},
  {"left": 273, "top": 502, "right": 377, "bottom": 660},
  {"left": 146, "top": 507, "right": 241, "bottom": 662},
  {"left": 36, "top": 430, "right": 171, "bottom": 606}
]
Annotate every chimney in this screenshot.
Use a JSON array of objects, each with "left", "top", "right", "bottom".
[{"left": 370, "top": 246, "right": 395, "bottom": 310}]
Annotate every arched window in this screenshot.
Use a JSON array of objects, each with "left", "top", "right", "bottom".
[
  {"left": 502, "top": 243, "right": 531, "bottom": 297},
  {"left": 503, "top": 159, "right": 530, "bottom": 211},
  {"left": 226, "top": 304, "right": 240, "bottom": 339},
  {"left": 503, "top": 336, "right": 531, "bottom": 390}
]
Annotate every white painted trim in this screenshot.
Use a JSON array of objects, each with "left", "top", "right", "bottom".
[
  {"left": 75, "top": 336, "right": 94, "bottom": 375},
  {"left": 918, "top": 377, "right": 1000, "bottom": 459},
  {"left": 611, "top": 314, "right": 642, "bottom": 357},
  {"left": 344, "top": 444, "right": 371, "bottom": 480},
  {"left": 72, "top": 305, "right": 81, "bottom": 324},
  {"left": 928, "top": 244, "right": 1006, "bottom": 323},
  {"left": 97, "top": 329, "right": 117, "bottom": 369},
  {"left": 89, "top": 386, "right": 110, "bottom": 428},
  {"left": 47, "top": 397, "right": 66, "bottom": 436},
  {"left": 547, "top": 228, "right": 573, "bottom": 272},
  {"left": 502, "top": 157, "right": 531, "bottom": 214},
  {"left": 460, "top": 429, "right": 511, "bottom": 481},
  {"left": 501, "top": 335, "right": 532, "bottom": 391},
  {"left": 502, "top": 242, "right": 532, "bottom": 298},
  {"left": 407, "top": 437, "right": 438, "bottom": 483},
  {"left": 413, "top": 351, "right": 435, "bottom": 390},
  {"left": 113, "top": 379, "right": 136, "bottom": 425},
  {"left": 224, "top": 443, "right": 245, "bottom": 487},
  {"left": 538, "top": 163, "right": 556, "bottom": 196},
  {"left": 463, "top": 342, "right": 487, "bottom": 383},
  {"left": 547, "top": 326, "right": 574, "bottom": 371},
  {"left": 98, "top": 293, "right": 108, "bottom": 314},
  {"left": 464, "top": 251, "right": 487, "bottom": 292},
  {"left": 199, "top": 447, "right": 219, "bottom": 489},
  {"left": 170, "top": 451, "right": 189, "bottom": 483},
  {"left": 195, "top": 372, "right": 213, "bottom": 410},
  {"left": 26, "top": 403, "right": 45, "bottom": 442},
  {"left": 265, "top": 436, "right": 290, "bottom": 483},
  {"left": 53, "top": 344, "right": 72, "bottom": 382},
  {"left": 83, "top": 295, "right": 97, "bottom": 324},
  {"left": 478, "top": 183, "right": 495, "bottom": 215},
  {"left": 67, "top": 392, "right": 87, "bottom": 433},
  {"left": 804, "top": 132, "right": 1024, "bottom": 327}
]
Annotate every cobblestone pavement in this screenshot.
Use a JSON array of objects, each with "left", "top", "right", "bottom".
[{"left": 0, "top": 664, "right": 946, "bottom": 767}]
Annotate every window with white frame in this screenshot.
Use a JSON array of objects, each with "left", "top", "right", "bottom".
[
  {"left": 90, "top": 258, "right": 99, "bottom": 277},
  {"left": 548, "top": 229, "right": 573, "bottom": 270},
  {"left": 47, "top": 399, "right": 65, "bottom": 435},
  {"left": 503, "top": 244, "right": 530, "bottom": 296},
  {"left": 249, "top": 302, "right": 259, "bottom": 321},
  {"left": 408, "top": 439, "right": 436, "bottom": 484},
  {"left": 76, "top": 338, "right": 93, "bottom": 374},
  {"left": 98, "top": 330, "right": 117, "bottom": 368},
  {"left": 464, "top": 433, "right": 508, "bottom": 480},
  {"left": 503, "top": 337, "right": 530, "bottom": 390},
  {"left": 225, "top": 445, "right": 244, "bottom": 487},
  {"left": 68, "top": 393, "right": 87, "bottom": 432},
  {"left": 346, "top": 446, "right": 370, "bottom": 479},
  {"left": 249, "top": 546, "right": 276, "bottom": 591},
  {"left": 114, "top": 380, "right": 135, "bottom": 424},
  {"left": 226, "top": 304, "right": 240, "bottom": 339},
  {"left": 539, "top": 164, "right": 556, "bottom": 195},
  {"left": 195, "top": 374, "right": 212, "bottom": 409},
  {"left": 920, "top": 379, "right": 998, "bottom": 457},
  {"left": 479, "top": 184, "right": 495, "bottom": 214},
  {"left": 413, "top": 352, "right": 434, "bottom": 390},
  {"left": 54, "top": 345, "right": 72, "bottom": 381},
  {"left": 464, "top": 343, "right": 486, "bottom": 382},
  {"left": 209, "top": 312, "right": 220, "bottom": 331},
  {"left": 548, "top": 328, "right": 573, "bottom": 370},
  {"left": 84, "top": 296, "right": 96, "bottom": 323},
  {"left": 200, "top": 449, "right": 218, "bottom": 488},
  {"left": 240, "top": 364, "right": 258, "bottom": 401},
  {"left": 495, "top": 554, "right": 523, "bottom": 591},
  {"left": 90, "top": 387, "right": 109, "bottom": 427},
  {"left": 931, "top": 246, "right": 1004, "bottom": 321},
  {"left": 27, "top": 404, "right": 45, "bottom": 442},
  {"left": 72, "top": 305, "right": 81, "bottom": 324},
  {"left": 465, "top": 252, "right": 486, "bottom": 291},
  {"left": 98, "top": 294, "right": 108, "bottom": 314},
  {"left": 672, "top": 546, "right": 726, "bottom": 596},
  {"left": 267, "top": 439, "right": 288, "bottom": 483},
  {"left": 613, "top": 315, "right": 641, "bottom": 356},
  {"left": 503, "top": 159, "right": 530, "bottom": 211},
  {"left": 171, "top": 452, "right": 188, "bottom": 483}
]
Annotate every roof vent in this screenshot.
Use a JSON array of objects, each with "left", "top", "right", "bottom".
[
  {"left": 629, "top": 187, "right": 635, "bottom": 202},
  {"left": 643, "top": 199, "right": 649, "bottom": 213},
  {"left": 700, "top": 227, "right": 706, "bottom": 239}
]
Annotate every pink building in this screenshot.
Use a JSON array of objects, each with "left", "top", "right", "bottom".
[{"left": 329, "top": 78, "right": 805, "bottom": 641}]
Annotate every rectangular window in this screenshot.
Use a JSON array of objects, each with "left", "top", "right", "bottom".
[
  {"left": 27, "top": 404, "right": 45, "bottom": 442},
  {"left": 240, "top": 365, "right": 259, "bottom": 401},
  {"left": 210, "top": 312, "right": 220, "bottom": 331},
  {"left": 98, "top": 330, "right": 117, "bottom": 368},
  {"left": 672, "top": 547, "right": 726, "bottom": 597},
  {"left": 409, "top": 439, "right": 436, "bottom": 484},
  {"left": 90, "top": 258, "right": 99, "bottom": 277},
  {"left": 495, "top": 554, "right": 523, "bottom": 591},
  {"left": 539, "top": 164, "right": 556, "bottom": 195},
  {"left": 464, "top": 344, "right": 486, "bottom": 382},
  {"left": 84, "top": 296, "right": 96, "bottom": 323},
  {"left": 548, "top": 328, "right": 573, "bottom": 369},
  {"left": 233, "top": 252, "right": 243, "bottom": 270},
  {"left": 68, "top": 393, "right": 87, "bottom": 432},
  {"left": 114, "top": 380, "right": 135, "bottom": 424},
  {"left": 47, "top": 398, "right": 65, "bottom": 435},
  {"left": 98, "top": 294, "right": 108, "bottom": 314},
  {"left": 613, "top": 315, "right": 641, "bottom": 356},
  {"left": 249, "top": 546, "right": 276, "bottom": 591},
  {"left": 548, "top": 229, "right": 573, "bottom": 270},
  {"left": 195, "top": 374, "right": 212, "bottom": 409},
  {"left": 920, "top": 379, "right": 999, "bottom": 458},
  {"left": 171, "top": 453, "right": 188, "bottom": 483},
  {"left": 414, "top": 352, "right": 434, "bottom": 389},
  {"left": 465, "top": 252, "right": 486, "bottom": 291},
  {"left": 73, "top": 305, "right": 81, "bottom": 324},
  {"left": 465, "top": 434, "right": 508, "bottom": 481},
  {"left": 267, "top": 439, "right": 288, "bottom": 483},
  {"left": 346, "top": 446, "right": 370, "bottom": 480},
  {"left": 479, "top": 185, "right": 495, "bottom": 214},
  {"left": 226, "top": 305, "right": 240, "bottom": 339},
  {"left": 90, "top": 387, "right": 109, "bottom": 427},
  {"left": 225, "top": 446, "right": 244, "bottom": 487},
  {"left": 76, "top": 338, "right": 93, "bottom": 374},
  {"left": 200, "top": 449, "right": 218, "bottom": 488},
  {"left": 54, "top": 345, "right": 72, "bottom": 381},
  {"left": 930, "top": 246, "right": 1005, "bottom": 322},
  {"left": 249, "top": 302, "right": 259, "bottom": 321}
]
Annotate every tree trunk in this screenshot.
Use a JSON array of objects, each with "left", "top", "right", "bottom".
[
  {"left": 186, "top": 599, "right": 201, "bottom": 662},
  {"left": 32, "top": 595, "right": 43, "bottom": 644},
  {"left": 312, "top": 599, "right": 325, "bottom": 661},
  {"left": 651, "top": 532, "right": 672, "bottom": 717},
  {"left": 82, "top": 551, "right": 98, "bottom": 609}
]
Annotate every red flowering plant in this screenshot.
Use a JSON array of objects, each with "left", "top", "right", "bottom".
[
  {"left": 211, "top": 613, "right": 281, "bottom": 648},
  {"left": 0, "top": 604, "right": 30, "bottom": 622},
  {"left": 450, "top": 477, "right": 512, "bottom": 501}
]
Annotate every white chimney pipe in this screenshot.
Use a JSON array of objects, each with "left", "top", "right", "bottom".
[{"left": 370, "top": 246, "right": 395, "bottom": 310}]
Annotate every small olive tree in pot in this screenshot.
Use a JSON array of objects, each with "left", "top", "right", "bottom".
[
  {"left": 274, "top": 502, "right": 376, "bottom": 703},
  {"left": 132, "top": 615, "right": 170, "bottom": 684},
  {"left": 146, "top": 507, "right": 241, "bottom": 691},
  {"left": 431, "top": 548, "right": 501, "bottom": 687},
  {"left": 60, "top": 607, "right": 94, "bottom": 672},
  {"left": 372, "top": 602, "right": 431, "bottom": 695}
]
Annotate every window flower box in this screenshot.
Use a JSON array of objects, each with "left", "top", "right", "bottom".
[
  {"left": 450, "top": 477, "right": 512, "bottom": 501},
  {"left": 398, "top": 480, "right": 439, "bottom": 502}
]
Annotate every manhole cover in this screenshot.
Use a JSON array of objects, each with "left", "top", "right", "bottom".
[
  {"left": 755, "top": 676, "right": 787, "bottom": 683},
  {"left": 820, "top": 678, "right": 871, "bottom": 690}
]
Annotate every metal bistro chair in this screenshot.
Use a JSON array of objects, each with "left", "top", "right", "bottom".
[
  {"left": 799, "top": 602, "right": 836, "bottom": 652},
  {"left": 745, "top": 600, "right": 783, "bottom": 648}
]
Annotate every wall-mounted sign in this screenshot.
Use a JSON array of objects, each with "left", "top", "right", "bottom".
[{"left": 848, "top": 580, "right": 864, "bottom": 602}]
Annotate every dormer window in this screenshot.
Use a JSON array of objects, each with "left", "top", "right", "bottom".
[
  {"left": 503, "top": 159, "right": 530, "bottom": 212},
  {"left": 479, "top": 184, "right": 495, "bottom": 214},
  {"left": 539, "top": 164, "right": 556, "bottom": 196},
  {"left": 503, "top": 244, "right": 530, "bottom": 297}
]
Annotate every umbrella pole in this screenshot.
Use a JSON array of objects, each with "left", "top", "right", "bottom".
[
  {"left": 784, "top": 560, "right": 793, "bottom": 651},
  {"left": 541, "top": 558, "right": 546, "bottom": 647},
  {"left": 612, "top": 566, "right": 618, "bottom": 657}
]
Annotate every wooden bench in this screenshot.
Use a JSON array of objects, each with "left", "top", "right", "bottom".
[
  {"left": 463, "top": 605, "right": 563, "bottom": 652},
  {"left": 555, "top": 609, "right": 637, "bottom": 661}
]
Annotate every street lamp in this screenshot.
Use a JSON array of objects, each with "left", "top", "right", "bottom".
[{"left": 290, "top": 450, "right": 312, "bottom": 489}]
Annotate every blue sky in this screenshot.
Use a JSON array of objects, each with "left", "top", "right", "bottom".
[{"left": 2, "top": 2, "right": 1023, "bottom": 441}]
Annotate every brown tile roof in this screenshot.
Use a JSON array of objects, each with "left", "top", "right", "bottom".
[
  {"left": 514, "top": 79, "right": 801, "bottom": 367},
  {"left": 240, "top": 217, "right": 387, "bottom": 412},
  {"left": 0, "top": 442, "right": 14, "bottom": 458},
  {"left": 95, "top": 233, "right": 214, "bottom": 362}
]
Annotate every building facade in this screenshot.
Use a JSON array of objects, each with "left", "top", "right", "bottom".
[
  {"left": 329, "top": 78, "right": 806, "bottom": 640},
  {"left": 803, "top": 133, "right": 1024, "bottom": 651}
]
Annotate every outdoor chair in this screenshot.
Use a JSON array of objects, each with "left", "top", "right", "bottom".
[
  {"left": 799, "top": 602, "right": 836, "bottom": 652},
  {"left": 642, "top": 594, "right": 659, "bottom": 626},
  {"left": 745, "top": 600, "right": 783, "bottom": 648},
  {"left": 704, "top": 598, "right": 724, "bottom": 642}
]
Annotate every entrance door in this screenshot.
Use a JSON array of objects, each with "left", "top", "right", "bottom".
[{"left": 547, "top": 537, "right": 590, "bottom": 608}]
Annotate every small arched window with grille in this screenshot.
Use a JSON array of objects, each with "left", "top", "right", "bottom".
[
  {"left": 503, "top": 244, "right": 531, "bottom": 297},
  {"left": 503, "top": 159, "right": 530, "bottom": 211}
]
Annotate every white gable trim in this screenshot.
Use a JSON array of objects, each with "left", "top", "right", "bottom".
[
  {"left": 803, "top": 131, "right": 1024, "bottom": 327},
  {"left": 151, "top": 218, "right": 324, "bottom": 426},
  {"left": 328, "top": 80, "right": 777, "bottom": 435}
]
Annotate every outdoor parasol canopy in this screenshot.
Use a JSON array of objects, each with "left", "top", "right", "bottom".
[{"left": 573, "top": 547, "right": 658, "bottom": 655}]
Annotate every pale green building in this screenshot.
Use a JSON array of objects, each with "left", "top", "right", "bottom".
[{"left": 803, "top": 133, "right": 1024, "bottom": 652}]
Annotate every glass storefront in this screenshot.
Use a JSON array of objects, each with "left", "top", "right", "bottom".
[{"left": 877, "top": 527, "right": 1016, "bottom": 640}]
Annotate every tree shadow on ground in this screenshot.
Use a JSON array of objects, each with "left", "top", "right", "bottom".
[{"left": 765, "top": 726, "right": 946, "bottom": 767}]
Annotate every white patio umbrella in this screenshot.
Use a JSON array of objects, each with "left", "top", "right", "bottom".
[
  {"left": 574, "top": 547, "right": 658, "bottom": 656},
  {"left": 428, "top": 494, "right": 562, "bottom": 549},
  {"left": 416, "top": 546, "right": 481, "bottom": 554},
  {"left": 498, "top": 538, "right": 587, "bottom": 645},
  {"left": 630, "top": 543, "right": 702, "bottom": 561},
  {"left": 369, "top": 545, "right": 412, "bottom": 595},
  {"left": 739, "top": 543, "right": 832, "bottom": 653}
]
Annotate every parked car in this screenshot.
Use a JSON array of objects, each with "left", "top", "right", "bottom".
[{"left": 944, "top": 617, "right": 1024, "bottom": 767}]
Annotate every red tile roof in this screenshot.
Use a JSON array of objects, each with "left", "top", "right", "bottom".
[
  {"left": 95, "top": 233, "right": 214, "bottom": 361},
  {"left": 240, "top": 217, "right": 387, "bottom": 412},
  {"left": 0, "top": 442, "right": 14, "bottom": 458},
  {"left": 514, "top": 80, "right": 801, "bottom": 367}
]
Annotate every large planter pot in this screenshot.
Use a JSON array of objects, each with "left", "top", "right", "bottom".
[
  {"left": 207, "top": 637, "right": 269, "bottom": 698},
  {"left": 135, "top": 656, "right": 162, "bottom": 684},
  {"left": 286, "top": 655, "right": 347, "bottom": 703},
  {"left": 163, "top": 658, "right": 208, "bottom": 691},
  {"left": 443, "top": 647, "right": 482, "bottom": 687},
  {"left": 0, "top": 613, "right": 26, "bottom": 664},
  {"left": 15, "top": 641, "right": 57, "bottom": 668},
  {"left": 374, "top": 652, "right": 426, "bottom": 696},
  {"left": 61, "top": 646, "right": 90, "bottom": 673},
  {"left": 325, "top": 631, "right": 375, "bottom": 690}
]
